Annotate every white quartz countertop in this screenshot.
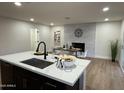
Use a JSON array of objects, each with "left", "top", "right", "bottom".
[{"left": 0, "top": 51, "right": 91, "bottom": 86}]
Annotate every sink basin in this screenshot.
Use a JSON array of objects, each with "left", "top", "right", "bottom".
[{"left": 21, "top": 58, "right": 53, "bottom": 69}]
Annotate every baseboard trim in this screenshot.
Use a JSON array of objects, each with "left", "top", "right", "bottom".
[
  {"left": 120, "top": 63, "right": 124, "bottom": 73},
  {"left": 85, "top": 57, "right": 119, "bottom": 63},
  {"left": 95, "top": 56, "right": 111, "bottom": 60}
]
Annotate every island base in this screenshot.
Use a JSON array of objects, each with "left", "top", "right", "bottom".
[{"left": 0, "top": 61, "right": 86, "bottom": 90}]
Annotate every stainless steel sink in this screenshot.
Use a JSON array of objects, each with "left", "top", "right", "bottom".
[{"left": 21, "top": 58, "right": 53, "bottom": 69}]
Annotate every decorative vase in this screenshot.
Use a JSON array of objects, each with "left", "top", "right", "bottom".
[{"left": 112, "top": 59, "right": 115, "bottom": 62}]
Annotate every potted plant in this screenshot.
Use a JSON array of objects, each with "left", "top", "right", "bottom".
[{"left": 111, "top": 40, "right": 118, "bottom": 62}]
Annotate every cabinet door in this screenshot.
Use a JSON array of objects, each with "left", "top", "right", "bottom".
[
  {"left": 14, "top": 66, "right": 44, "bottom": 89},
  {"left": 43, "top": 77, "right": 66, "bottom": 90},
  {"left": 26, "top": 77, "right": 44, "bottom": 89},
  {"left": 14, "top": 74, "right": 27, "bottom": 90},
  {"left": 43, "top": 82, "right": 58, "bottom": 90},
  {"left": 0, "top": 61, "right": 15, "bottom": 90}
]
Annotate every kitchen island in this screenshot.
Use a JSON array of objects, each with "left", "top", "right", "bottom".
[{"left": 0, "top": 51, "right": 90, "bottom": 90}]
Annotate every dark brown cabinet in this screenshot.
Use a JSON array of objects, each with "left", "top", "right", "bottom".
[
  {"left": 13, "top": 66, "right": 45, "bottom": 90},
  {"left": 0, "top": 61, "right": 80, "bottom": 90},
  {"left": 0, "top": 61, "right": 15, "bottom": 89}
]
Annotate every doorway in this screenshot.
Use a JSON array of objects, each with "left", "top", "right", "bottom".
[{"left": 30, "top": 28, "right": 40, "bottom": 51}]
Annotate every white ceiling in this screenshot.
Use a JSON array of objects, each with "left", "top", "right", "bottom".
[{"left": 0, "top": 2, "right": 124, "bottom": 25}]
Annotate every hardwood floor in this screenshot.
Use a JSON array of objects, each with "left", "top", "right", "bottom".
[{"left": 86, "top": 58, "right": 124, "bottom": 90}]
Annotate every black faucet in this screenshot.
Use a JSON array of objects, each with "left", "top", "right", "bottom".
[{"left": 36, "top": 41, "right": 47, "bottom": 59}]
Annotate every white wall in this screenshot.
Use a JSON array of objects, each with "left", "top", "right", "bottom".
[
  {"left": 120, "top": 20, "right": 124, "bottom": 71},
  {"left": 0, "top": 17, "right": 51, "bottom": 55},
  {"left": 95, "top": 21, "right": 121, "bottom": 59},
  {"left": 0, "top": 17, "right": 33, "bottom": 55},
  {"left": 64, "top": 23, "right": 96, "bottom": 57},
  {"left": 51, "top": 22, "right": 121, "bottom": 59},
  {"left": 0, "top": 16, "right": 121, "bottom": 60},
  {"left": 37, "top": 25, "right": 51, "bottom": 51},
  {"left": 120, "top": 20, "right": 124, "bottom": 50}
]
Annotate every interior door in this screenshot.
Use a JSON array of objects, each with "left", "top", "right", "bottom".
[{"left": 30, "top": 28, "right": 40, "bottom": 51}]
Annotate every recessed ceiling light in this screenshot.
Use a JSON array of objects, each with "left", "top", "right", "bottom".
[
  {"left": 103, "top": 7, "right": 109, "bottom": 12},
  {"left": 104, "top": 18, "right": 109, "bottom": 21},
  {"left": 50, "top": 22, "right": 54, "bottom": 26},
  {"left": 30, "top": 18, "right": 34, "bottom": 22},
  {"left": 14, "top": 2, "right": 22, "bottom": 6}
]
